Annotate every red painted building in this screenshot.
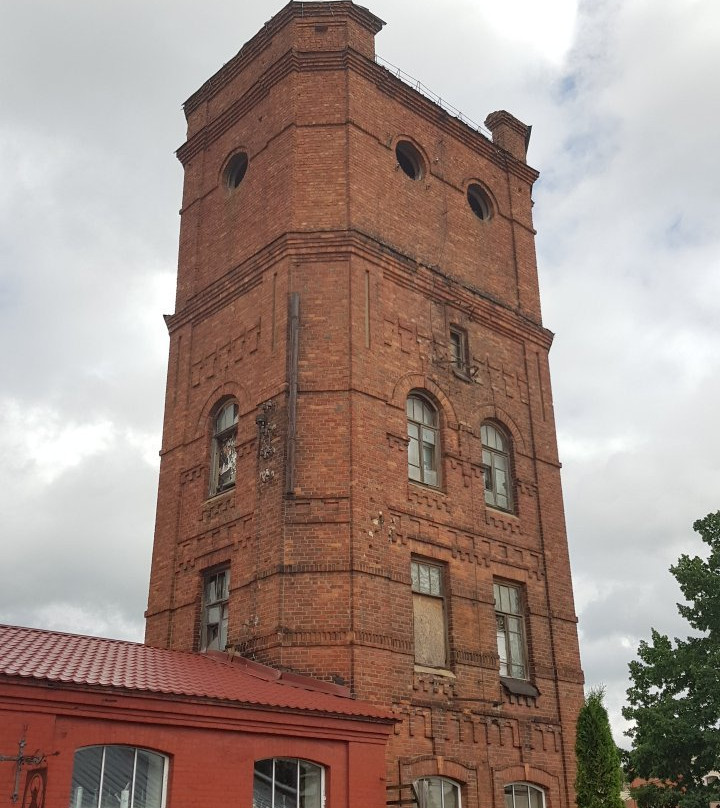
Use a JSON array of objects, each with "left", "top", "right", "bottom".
[{"left": 0, "top": 625, "right": 393, "bottom": 808}]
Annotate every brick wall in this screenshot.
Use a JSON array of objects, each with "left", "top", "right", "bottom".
[{"left": 145, "top": 4, "right": 585, "bottom": 808}]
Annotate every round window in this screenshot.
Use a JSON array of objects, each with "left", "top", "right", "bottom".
[
  {"left": 467, "top": 183, "right": 492, "bottom": 220},
  {"left": 395, "top": 140, "right": 424, "bottom": 180},
  {"left": 224, "top": 152, "right": 249, "bottom": 189}
]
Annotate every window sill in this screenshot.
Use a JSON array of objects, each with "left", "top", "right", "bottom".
[
  {"left": 206, "top": 486, "right": 235, "bottom": 503},
  {"left": 451, "top": 367, "right": 472, "bottom": 383},
  {"left": 408, "top": 480, "right": 445, "bottom": 495},
  {"left": 500, "top": 676, "right": 539, "bottom": 698},
  {"left": 414, "top": 664, "right": 455, "bottom": 679},
  {"left": 485, "top": 503, "right": 517, "bottom": 518}
]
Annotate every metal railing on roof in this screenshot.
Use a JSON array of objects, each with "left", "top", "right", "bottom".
[{"left": 374, "top": 54, "right": 492, "bottom": 139}]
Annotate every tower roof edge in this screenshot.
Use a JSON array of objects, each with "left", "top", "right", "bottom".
[{"left": 183, "top": 1, "right": 385, "bottom": 116}]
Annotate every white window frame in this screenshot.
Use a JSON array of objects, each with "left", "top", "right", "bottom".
[
  {"left": 413, "top": 777, "right": 461, "bottom": 808},
  {"left": 70, "top": 745, "right": 168, "bottom": 808},
  {"left": 504, "top": 783, "right": 545, "bottom": 808},
  {"left": 253, "top": 758, "right": 325, "bottom": 808}
]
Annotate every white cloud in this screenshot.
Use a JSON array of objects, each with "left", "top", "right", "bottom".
[
  {"left": 477, "top": 0, "right": 579, "bottom": 64},
  {"left": 31, "top": 603, "right": 143, "bottom": 643},
  {"left": 0, "top": 401, "right": 114, "bottom": 484}
]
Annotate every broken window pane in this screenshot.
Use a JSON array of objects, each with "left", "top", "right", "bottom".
[
  {"left": 211, "top": 400, "right": 239, "bottom": 495},
  {"left": 494, "top": 582, "right": 528, "bottom": 680},
  {"left": 413, "top": 778, "right": 461, "bottom": 808},
  {"left": 201, "top": 568, "right": 230, "bottom": 652},
  {"left": 481, "top": 423, "right": 513, "bottom": 511}
]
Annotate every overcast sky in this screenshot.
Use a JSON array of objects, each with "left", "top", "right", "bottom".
[{"left": 1, "top": 0, "right": 719, "bottom": 743}]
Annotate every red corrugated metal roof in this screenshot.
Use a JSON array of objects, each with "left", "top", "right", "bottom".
[{"left": 0, "top": 624, "right": 392, "bottom": 720}]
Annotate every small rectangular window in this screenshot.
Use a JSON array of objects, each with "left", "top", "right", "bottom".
[
  {"left": 494, "top": 581, "right": 528, "bottom": 679},
  {"left": 411, "top": 559, "right": 448, "bottom": 668},
  {"left": 449, "top": 326, "right": 469, "bottom": 375},
  {"left": 201, "top": 567, "right": 230, "bottom": 651}
]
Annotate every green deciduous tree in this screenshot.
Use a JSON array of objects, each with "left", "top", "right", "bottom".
[
  {"left": 624, "top": 511, "right": 720, "bottom": 808},
  {"left": 576, "top": 686, "right": 624, "bottom": 808}
]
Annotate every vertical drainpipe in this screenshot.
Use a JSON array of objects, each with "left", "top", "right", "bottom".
[{"left": 286, "top": 292, "right": 300, "bottom": 495}]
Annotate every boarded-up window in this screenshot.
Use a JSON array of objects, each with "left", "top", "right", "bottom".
[{"left": 411, "top": 559, "right": 447, "bottom": 668}]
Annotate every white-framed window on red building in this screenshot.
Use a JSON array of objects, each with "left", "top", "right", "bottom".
[
  {"left": 253, "top": 758, "right": 324, "bottom": 808},
  {"left": 70, "top": 746, "right": 168, "bottom": 808}
]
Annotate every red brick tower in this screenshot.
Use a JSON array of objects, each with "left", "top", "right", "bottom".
[{"left": 145, "top": 3, "right": 584, "bottom": 808}]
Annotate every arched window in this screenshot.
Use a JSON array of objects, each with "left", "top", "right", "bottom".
[
  {"left": 407, "top": 394, "right": 439, "bottom": 487},
  {"left": 253, "top": 758, "right": 323, "bottom": 808},
  {"left": 70, "top": 746, "right": 168, "bottom": 808},
  {"left": 481, "top": 422, "right": 512, "bottom": 511},
  {"left": 504, "top": 783, "right": 545, "bottom": 808},
  {"left": 413, "top": 777, "right": 461, "bottom": 808},
  {"left": 211, "top": 400, "right": 239, "bottom": 495}
]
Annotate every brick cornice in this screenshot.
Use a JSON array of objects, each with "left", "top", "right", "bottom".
[
  {"left": 178, "top": 48, "right": 538, "bottom": 186},
  {"left": 166, "top": 229, "right": 554, "bottom": 352},
  {"left": 183, "top": 1, "right": 385, "bottom": 116},
  {"left": 234, "top": 629, "right": 412, "bottom": 656}
]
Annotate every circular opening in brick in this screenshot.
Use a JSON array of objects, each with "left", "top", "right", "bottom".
[
  {"left": 395, "top": 140, "right": 424, "bottom": 180},
  {"left": 224, "top": 152, "right": 249, "bottom": 189},
  {"left": 467, "top": 183, "right": 492, "bottom": 220}
]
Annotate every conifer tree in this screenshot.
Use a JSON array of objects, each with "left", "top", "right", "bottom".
[
  {"left": 624, "top": 511, "right": 720, "bottom": 808},
  {"left": 575, "top": 687, "right": 624, "bottom": 808}
]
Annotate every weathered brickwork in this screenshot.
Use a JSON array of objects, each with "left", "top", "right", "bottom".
[{"left": 145, "top": 3, "right": 584, "bottom": 808}]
